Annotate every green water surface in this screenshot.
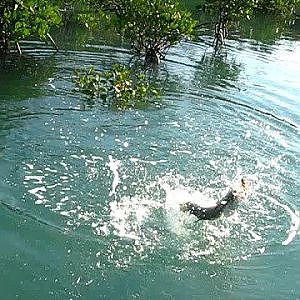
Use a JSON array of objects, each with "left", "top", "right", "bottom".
[{"left": 0, "top": 17, "right": 300, "bottom": 299}]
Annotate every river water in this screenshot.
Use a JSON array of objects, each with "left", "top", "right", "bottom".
[{"left": 0, "top": 18, "right": 300, "bottom": 299}]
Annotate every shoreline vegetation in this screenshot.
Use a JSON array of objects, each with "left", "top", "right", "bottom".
[{"left": 1, "top": 0, "right": 300, "bottom": 107}]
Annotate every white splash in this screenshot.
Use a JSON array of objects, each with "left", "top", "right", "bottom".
[
  {"left": 159, "top": 176, "right": 218, "bottom": 237},
  {"left": 109, "top": 195, "right": 162, "bottom": 241},
  {"left": 260, "top": 193, "right": 300, "bottom": 246},
  {"left": 107, "top": 155, "right": 121, "bottom": 197}
]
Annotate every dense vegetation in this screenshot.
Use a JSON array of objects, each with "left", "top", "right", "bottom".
[
  {"left": 202, "top": 0, "right": 257, "bottom": 48},
  {"left": 1, "top": 0, "right": 300, "bottom": 106},
  {"left": 0, "top": 0, "right": 61, "bottom": 55},
  {"left": 2, "top": 0, "right": 299, "bottom": 56},
  {"left": 200, "top": 0, "right": 300, "bottom": 48},
  {"left": 256, "top": 0, "right": 300, "bottom": 15},
  {"left": 81, "top": 0, "right": 196, "bottom": 64}
]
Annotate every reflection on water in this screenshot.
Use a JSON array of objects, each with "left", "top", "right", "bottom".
[
  {"left": 238, "top": 15, "right": 300, "bottom": 43},
  {"left": 0, "top": 16, "right": 300, "bottom": 299},
  {"left": 193, "top": 53, "right": 241, "bottom": 90}
]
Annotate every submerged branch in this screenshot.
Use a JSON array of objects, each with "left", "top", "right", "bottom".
[
  {"left": 16, "top": 41, "right": 22, "bottom": 55},
  {"left": 47, "top": 33, "right": 59, "bottom": 51}
]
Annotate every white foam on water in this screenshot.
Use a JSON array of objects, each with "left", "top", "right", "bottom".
[
  {"left": 263, "top": 126, "right": 288, "bottom": 148},
  {"left": 60, "top": 209, "right": 77, "bottom": 217},
  {"left": 44, "top": 167, "right": 58, "bottom": 173}
]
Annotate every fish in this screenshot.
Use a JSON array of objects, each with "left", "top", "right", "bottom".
[{"left": 180, "top": 177, "right": 249, "bottom": 220}]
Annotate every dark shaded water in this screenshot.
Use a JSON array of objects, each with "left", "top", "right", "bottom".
[{"left": 0, "top": 18, "right": 300, "bottom": 299}]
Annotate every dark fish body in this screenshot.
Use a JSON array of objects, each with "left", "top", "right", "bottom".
[{"left": 180, "top": 178, "right": 248, "bottom": 220}]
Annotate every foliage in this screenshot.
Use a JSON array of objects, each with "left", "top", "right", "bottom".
[
  {"left": 77, "top": 9, "right": 111, "bottom": 31},
  {"left": 73, "top": 64, "right": 160, "bottom": 109},
  {"left": 202, "top": 0, "right": 257, "bottom": 24},
  {"left": 256, "top": 0, "right": 300, "bottom": 16},
  {"left": 81, "top": 0, "right": 197, "bottom": 64},
  {"left": 198, "top": 1, "right": 257, "bottom": 49},
  {"left": 0, "top": 0, "right": 61, "bottom": 55},
  {"left": 199, "top": 0, "right": 299, "bottom": 49},
  {"left": 54, "top": 0, "right": 89, "bottom": 24},
  {"left": 201, "top": 0, "right": 300, "bottom": 24}
]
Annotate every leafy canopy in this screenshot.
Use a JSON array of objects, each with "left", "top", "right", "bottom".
[
  {"left": 0, "top": 0, "right": 61, "bottom": 43},
  {"left": 256, "top": 0, "right": 300, "bottom": 16},
  {"left": 202, "top": 0, "right": 258, "bottom": 24},
  {"left": 80, "top": 0, "right": 197, "bottom": 63},
  {"left": 202, "top": 0, "right": 300, "bottom": 23},
  {"left": 200, "top": 0, "right": 299, "bottom": 49}
]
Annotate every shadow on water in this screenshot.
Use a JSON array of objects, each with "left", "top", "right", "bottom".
[
  {"left": 0, "top": 55, "right": 56, "bottom": 100},
  {"left": 0, "top": 55, "right": 61, "bottom": 166}
]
